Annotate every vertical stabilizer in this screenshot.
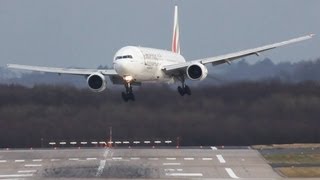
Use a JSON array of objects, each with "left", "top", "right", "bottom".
[{"left": 172, "top": 5, "right": 180, "bottom": 54}]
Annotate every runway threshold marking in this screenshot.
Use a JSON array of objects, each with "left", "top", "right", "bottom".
[
  {"left": 165, "top": 173, "right": 203, "bottom": 177},
  {"left": 216, "top": 155, "right": 226, "bottom": 163},
  {"left": 225, "top": 168, "right": 240, "bottom": 179}
]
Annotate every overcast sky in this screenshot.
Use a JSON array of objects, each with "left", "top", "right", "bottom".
[{"left": 0, "top": 0, "right": 319, "bottom": 68}]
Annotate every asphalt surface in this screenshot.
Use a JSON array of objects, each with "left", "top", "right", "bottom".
[{"left": 0, "top": 147, "right": 281, "bottom": 179}]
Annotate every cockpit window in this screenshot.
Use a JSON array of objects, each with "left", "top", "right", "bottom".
[{"left": 115, "top": 55, "right": 133, "bottom": 60}]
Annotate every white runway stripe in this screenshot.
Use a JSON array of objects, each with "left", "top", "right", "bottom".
[
  {"left": 24, "top": 164, "right": 42, "bottom": 167},
  {"left": 32, "top": 159, "right": 42, "bottom": 162},
  {"left": 0, "top": 174, "right": 33, "bottom": 178},
  {"left": 18, "top": 170, "right": 37, "bottom": 173},
  {"left": 69, "top": 158, "right": 79, "bottom": 161},
  {"left": 50, "top": 159, "right": 60, "bottom": 161},
  {"left": 148, "top": 158, "right": 159, "bottom": 160},
  {"left": 184, "top": 157, "right": 194, "bottom": 160},
  {"left": 130, "top": 157, "right": 140, "bottom": 160},
  {"left": 211, "top": 146, "right": 218, "bottom": 150},
  {"left": 14, "top": 160, "right": 25, "bottom": 163},
  {"left": 112, "top": 157, "right": 122, "bottom": 160},
  {"left": 86, "top": 158, "right": 97, "bottom": 161},
  {"left": 202, "top": 158, "right": 213, "bottom": 161},
  {"left": 0, "top": 160, "right": 7, "bottom": 163},
  {"left": 165, "top": 173, "right": 203, "bottom": 177},
  {"left": 216, "top": 154, "right": 226, "bottom": 163},
  {"left": 225, "top": 168, "right": 240, "bottom": 179},
  {"left": 166, "top": 157, "right": 176, "bottom": 160},
  {"left": 163, "top": 163, "right": 181, "bottom": 166}
]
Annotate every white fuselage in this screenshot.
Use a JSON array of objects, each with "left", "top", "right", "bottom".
[{"left": 113, "top": 46, "right": 185, "bottom": 83}]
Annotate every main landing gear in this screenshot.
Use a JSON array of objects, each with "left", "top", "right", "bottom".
[
  {"left": 122, "top": 82, "right": 135, "bottom": 102},
  {"left": 177, "top": 77, "right": 191, "bottom": 96}
]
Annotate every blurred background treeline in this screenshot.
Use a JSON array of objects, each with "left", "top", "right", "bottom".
[{"left": 0, "top": 58, "right": 320, "bottom": 148}]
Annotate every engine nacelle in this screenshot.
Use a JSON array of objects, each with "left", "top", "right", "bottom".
[
  {"left": 87, "top": 73, "right": 107, "bottom": 92},
  {"left": 186, "top": 63, "right": 208, "bottom": 81}
]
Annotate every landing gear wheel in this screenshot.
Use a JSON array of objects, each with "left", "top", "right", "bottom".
[
  {"left": 122, "top": 82, "right": 135, "bottom": 102},
  {"left": 185, "top": 85, "right": 191, "bottom": 95},
  {"left": 178, "top": 86, "right": 185, "bottom": 96}
]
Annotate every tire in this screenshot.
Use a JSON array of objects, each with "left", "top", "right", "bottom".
[
  {"left": 178, "top": 86, "right": 185, "bottom": 96},
  {"left": 185, "top": 85, "right": 191, "bottom": 95}
]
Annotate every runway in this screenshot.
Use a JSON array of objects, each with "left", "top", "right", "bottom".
[{"left": 0, "top": 147, "right": 280, "bottom": 179}]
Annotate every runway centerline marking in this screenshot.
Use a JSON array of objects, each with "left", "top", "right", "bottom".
[
  {"left": 86, "top": 158, "right": 97, "bottom": 161},
  {"left": 166, "top": 158, "right": 176, "bottom": 160},
  {"left": 112, "top": 157, "right": 122, "bottom": 160},
  {"left": 130, "top": 157, "right": 140, "bottom": 160},
  {"left": 32, "top": 159, "right": 42, "bottom": 162},
  {"left": 225, "top": 168, "right": 240, "bottom": 179},
  {"left": 0, "top": 160, "right": 7, "bottom": 163},
  {"left": 0, "top": 174, "right": 33, "bottom": 178},
  {"left": 50, "top": 159, "right": 60, "bottom": 161},
  {"left": 18, "top": 170, "right": 37, "bottom": 173},
  {"left": 216, "top": 154, "right": 226, "bottom": 163},
  {"left": 69, "top": 158, "right": 80, "bottom": 161},
  {"left": 163, "top": 162, "right": 181, "bottom": 166},
  {"left": 14, "top": 160, "right": 25, "bottom": 163},
  {"left": 148, "top": 158, "right": 159, "bottom": 160},
  {"left": 165, "top": 173, "right": 203, "bottom": 177},
  {"left": 184, "top": 157, "right": 194, "bottom": 160},
  {"left": 202, "top": 158, "right": 213, "bottom": 161},
  {"left": 24, "top": 164, "right": 42, "bottom": 167}
]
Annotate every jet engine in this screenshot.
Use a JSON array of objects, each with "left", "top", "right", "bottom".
[
  {"left": 186, "top": 63, "right": 208, "bottom": 81},
  {"left": 87, "top": 73, "right": 107, "bottom": 92}
]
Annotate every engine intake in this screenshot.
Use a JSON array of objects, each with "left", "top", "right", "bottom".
[
  {"left": 186, "top": 63, "right": 208, "bottom": 81},
  {"left": 87, "top": 73, "right": 107, "bottom": 92}
]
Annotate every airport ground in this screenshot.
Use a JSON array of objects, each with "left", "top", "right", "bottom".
[{"left": 0, "top": 144, "right": 319, "bottom": 179}]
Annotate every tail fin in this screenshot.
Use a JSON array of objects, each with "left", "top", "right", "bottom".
[{"left": 172, "top": 5, "right": 180, "bottom": 54}]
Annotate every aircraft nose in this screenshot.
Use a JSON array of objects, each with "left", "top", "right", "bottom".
[{"left": 114, "top": 60, "right": 130, "bottom": 76}]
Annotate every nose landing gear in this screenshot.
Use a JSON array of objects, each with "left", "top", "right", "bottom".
[
  {"left": 122, "top": 76, "right": 135, "bottom": 102},
  {"left": 122, "top": 83, "right": 135, "bottom": 102}
]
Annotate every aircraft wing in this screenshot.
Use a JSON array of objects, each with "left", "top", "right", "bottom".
[
  {"left": 162, "top": 34, "right": 315, "bottom": 73},
  {"left": 7, "top": 64, "right": 118, "bottom": 76}
]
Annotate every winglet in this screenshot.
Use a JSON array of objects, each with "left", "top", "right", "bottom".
[{"left": 172, "top": 5, "right": 180, "bottom": 54}]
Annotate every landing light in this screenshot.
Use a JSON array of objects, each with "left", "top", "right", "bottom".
[{"left": 123, "top": 76, "right": 133, "bottom": 82}]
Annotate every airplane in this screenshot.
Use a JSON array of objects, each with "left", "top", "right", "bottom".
[{"left": 8, "top": 5, "right": 314, "bottom": 102}]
